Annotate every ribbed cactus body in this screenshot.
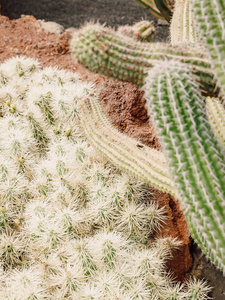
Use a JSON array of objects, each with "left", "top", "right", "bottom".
[
  {"left": 170, "top": 0, "right": 198, "bottom": 45},
  {"left": 79, "top": 95, "right": 175, "bottom": 195},
  {"left": 190, "top": 0, "right": 225, "bottom": 99},
  {"left": 144, "top": 61, "right": 225, "bottom": 273},
  {"left": 70, "top": 24, "right": 216, "bottom": 95},
  {"left": 206, "top": 97, "right": 225, "bottom": 149}
]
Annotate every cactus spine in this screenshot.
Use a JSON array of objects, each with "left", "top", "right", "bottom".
[{"left": 143, "top": 60, "right": 225, "bottom": 273}]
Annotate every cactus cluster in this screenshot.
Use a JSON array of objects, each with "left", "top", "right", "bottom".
[
  {"left": 70, "top": 0, "right": 225, "bottom": 275},
  {"left": 70, "top": 23, "right": 216, "bottom": 95},
  {"left": 144, "top": 60, "right": 225, "bottom": 273},
  {"left": 0, "top": 56, "right": 211, "bottom": 299}
]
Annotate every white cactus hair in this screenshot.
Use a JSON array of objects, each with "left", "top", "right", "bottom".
[
  {"left": 185, "top": 277, "right": 212, "bottom": 300},
  {"left": 0, "top": 56, "right": 211, "bottom": 298},
  {"left": 0, "top": 56, "right": 40, "bottom": 79},
  {"left": 87, "top": 230, "right": 130, "bottom": 269},
  {"left": 0, "top": 232, "right": 28, "bottom": 268},
  {"left": 115, "top": 200, "right": 166, "bottom": 239},
  {"left": 4, "top": 266, "right": 48, "bottom": 299}
]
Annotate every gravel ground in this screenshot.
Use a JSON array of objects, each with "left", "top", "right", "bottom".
[{"left": 0, "top": 0, "right": 170, "bottom": 42}]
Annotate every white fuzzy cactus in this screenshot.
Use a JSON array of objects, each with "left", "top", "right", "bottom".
[{"left": 0, "top": 56, "right": 211, "bottom": 299}]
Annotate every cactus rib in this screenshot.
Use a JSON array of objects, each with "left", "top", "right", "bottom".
[
  {"left": 79, "top": 96, "right": 175, "bottom": 195},
  {"left": 170, "top": 0, "right": 197, "bottom": 45},
  {"left": 144, "top": 60, "right": 225, "bottom": 273},
  {"left": 206, "top": 97, "right": 225, "bottom": 149}
]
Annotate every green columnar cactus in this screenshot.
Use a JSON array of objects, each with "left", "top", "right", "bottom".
[
  {"left": 170, "top": 0, "right": 198, "bottom": 45},
  {"left": 79, "top": 96, "right": 175, "bottom": 195},
  {"left": 70, "top": 23, "right": 217, "bottom": 95},
  {"left": 143, "top": 60, "right": 225, "bottom": 273},
  {"left": 206, "top": 97, "right": 225, "bottom": 149},
  {"left": 190, "top": 0, "right": 225, "bottom": 100}
]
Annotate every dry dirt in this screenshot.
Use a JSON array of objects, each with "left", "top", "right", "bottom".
[{"left": 0, "top": 14, "right": 224, "bottom": 298}]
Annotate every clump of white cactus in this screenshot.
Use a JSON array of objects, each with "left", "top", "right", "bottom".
[{"left": 0, "top": 56, "right": 210, "bottom": 299}]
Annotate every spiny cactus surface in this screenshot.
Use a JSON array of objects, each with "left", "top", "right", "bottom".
[
  {"left": 70, "top": 0, "right": 225, "bottom": 277},
  {"left": 79, "top": 96, "right": 174, "bottom": 195},
  {"left": 170, "top": 0, "right": 197, "bottom": 45},
  {"left": 144, "top": 60, "right": 225, "bottom": 274},
  {"left": 206, "top": 97, "right": 225, "bottom": 149},
  {"left": 0, "top": 56, "right": 211, "bottom": 299},
  {"left": 190, "top": 0, "right": 225, "bottom": 100},
  {"left": 70, "top": 23, "right": 216, "bottom": 95}
]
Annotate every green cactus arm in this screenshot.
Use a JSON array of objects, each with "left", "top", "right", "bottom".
[
  {"left": 170, "top": 0, "right": 198, "bottom": 45},
  {"left": 190, "top": 0, "right": 225, "bottom": 99},
  {"left": 206, "top": 97, "right": 225, "bottom": 149},
  {"left": 70, "top": 23, "right": 216, "bottom": 95},
  {"left": 144, "top": 60, "right": 225, "bottom": 273},
  {"left": 78, "top": 96, "right": 175, "bottom": 195}
]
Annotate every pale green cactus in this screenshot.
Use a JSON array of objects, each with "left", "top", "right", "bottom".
[
  {"left": 79, "top": 96, "right": 174, "bottom": 195},
  {"left": 170, "top": 0, "right": 198, "bottom": 45},
  {"left": 206, "top": 97, "right": 225, "bottom": 149}
]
